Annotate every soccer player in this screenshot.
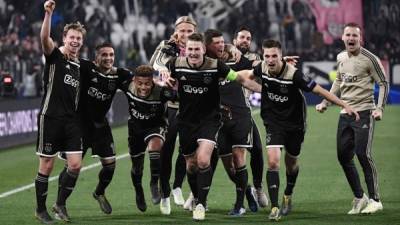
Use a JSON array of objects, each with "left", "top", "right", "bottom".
[
  {"left": 233, "top": 26, "right": 269, "bottom": 208},
  {"left": 72, "top": 43, "right": 132, "bottom": 214},
  {"left": 164, "top": 33, "right": 261, "bottom": 220},
  {"left": 242, "top": 39, "right": 359, "bottom": 221},
  {"left": 316, "top": 22, "right": 389, "bottom": 214},
  {"left": 34, "top": 0, "right": 85, "bottom": 223},
  {"left": 122, "top": 65, "right": 176, "bottom": 214},
  {"left": 150, "top": 16, "right": 197, "bottom": 210},
  {"left": 204, "top": 29, "right": 258, "bottom": 216}
]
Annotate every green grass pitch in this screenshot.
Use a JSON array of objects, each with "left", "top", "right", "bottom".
[{"left": 0, "top": 106, "right": 399, "bottom": 225}]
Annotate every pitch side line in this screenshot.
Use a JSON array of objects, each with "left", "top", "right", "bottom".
[
  {"left": 0, "top": 108, "right": 262, "bottom": 199},
  {"left": 0, "top": 153, "right": 130, "bottom": 198}
]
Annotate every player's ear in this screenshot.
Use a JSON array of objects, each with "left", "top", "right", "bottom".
[{"left": 201, "top": 44, "right": 206, "bottom": 53}]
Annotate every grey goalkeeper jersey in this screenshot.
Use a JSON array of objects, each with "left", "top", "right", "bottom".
[{"left": 331, "top": 47, "right": 389, "bottom": 113}]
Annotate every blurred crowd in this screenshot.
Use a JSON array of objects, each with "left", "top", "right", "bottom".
[{"left": 0, "top": 0, "right": 399, "bottom": 98}]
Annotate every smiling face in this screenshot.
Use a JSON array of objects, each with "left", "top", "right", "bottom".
[
  {"left": 206, "top": 36, "right": 225, "bottom": 59},
  {"left": 342, "top": 26, "right": 362, "bottom": 55},
  {"left": 234, "top": 30, "right": 252, "bottom": 53},
  {"left": 134, "top": 76, "right": 153, "bottom": 97},
  {"left": 185, "top": 39, "right": 205, "bottom": 66},
  {"left": 62, "top": 29, "right": 83, "bottom": 57},
  {"left": 263, "top": 47, "right": 283, "bottom": 75},
  {"left": 95, "top": 47, "right": 115, "bottom": 72}
]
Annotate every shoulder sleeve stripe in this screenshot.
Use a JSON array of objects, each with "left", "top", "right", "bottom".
[
  {"left": 361, "top": 49, "right": 389, "bottom": 105},
  {"left": 361, "top": 49, "right": 386, "bottom": 81}
]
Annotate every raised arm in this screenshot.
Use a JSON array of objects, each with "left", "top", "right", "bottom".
[{"left": 41, "top": 0, "right": 56, "bottom": 56}]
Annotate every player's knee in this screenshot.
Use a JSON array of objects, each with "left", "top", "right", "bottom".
[
  {"left": 286, "top": 163, "right": 299, "bottom": 174},
  {"left": 39, "top": 157, "right": 55, "bottom": 174},
  {"left": 337, "top": 152, "right": 352, "bottom": 164},
  {"left": 197, "top": 157, "right": 210, "bottom": 169},
  {"left": 68, "top": 163, "right": 81, "bottom": 173},
  {"left": 233, "top": 152, "right": 246, "bottom": 167},
  {"left": 67, "top": 159, "right": 81, "bottom": 172},
  {"left": 268, "top": 160, "right": 280, "bottom": 170},
  {"left": 186, "top": 163, "right": 197, "bottom": 174}
]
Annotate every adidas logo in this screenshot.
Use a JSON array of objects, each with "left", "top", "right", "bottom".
[
  {"left": 91, "top": 77, "right": 98, "bottom": 83},
  {"left": 362, "top": 124, "right": 369, "bottom": 129},
  {"left": 66, "top": 64, "right": 70, "bottom": 69},
  {"left": 180, "top": 76, "right": 187, "bottom": 81}
]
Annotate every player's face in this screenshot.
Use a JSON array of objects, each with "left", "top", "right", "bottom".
[
  {"left": 342, "top": 26, "right": 362, "bottom": 54},
  {"left": 63, "top": 29, "right": 83, "bottom": 56},
  {"left": 95, "top": 47, "right": 115, "bottom": 71},
  {"left": 234, "top": 30, "right": 251, "bottom": 53},
  {"left": 175, "top": 22, "right": 196, "bottom": 47},
  {"left": 207, "top": 36, "right": 225, "bottom": 59},
  {"left": 263, "top": 47, "right": 283, "bottom": 74},
  {"left": 185, "top": 40, "right": 205, "bottom": 66},
  {"left": 134, "top": 76, "right": 153, "bottom": 97}
]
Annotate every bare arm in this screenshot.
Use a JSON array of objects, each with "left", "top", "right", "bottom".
[
  {"left": 233, "top": 70, "right": 261, "bottom": 93},
  {"left": 41, "top": 0, "right": 55, "bottom": 56}
]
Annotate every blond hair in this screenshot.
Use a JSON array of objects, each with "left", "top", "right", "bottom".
[
  {"left": 63, "top": 21, "right": 86, "bottom": 38},
  {"left": 174, "top": 16, "right": 197, "bottom": 28}
]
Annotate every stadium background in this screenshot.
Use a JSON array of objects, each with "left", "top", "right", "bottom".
[{"left": 0, "top": 0, "right": 399, "bottom": 224}]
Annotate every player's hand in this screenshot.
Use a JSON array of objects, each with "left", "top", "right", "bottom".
[
  {"left": 372, "top": 108, "right": 383, "bottom": 121},
  {"left": 44, "top": 0, "right": 55, "bottom": 13},
  {"left": 315, "top": 102, "right": 327, "bottom": 113},
  {"left": 226, "top": 44, "right": 242, "bottom": 63},
  {"left": 283, "top": 56, "right": 299, "bottom": 66},
  {"left": 344, "top": 106, "right": 360, "bottom": 121},
  {"left": 165, "top": 77, "right": 176, "bottom": 88},
  {"left": 158, "top": 69, "right": 171, "bottom": 81},
  {"left": 231, "top": 47, "right": 242, "bottom": 63}
]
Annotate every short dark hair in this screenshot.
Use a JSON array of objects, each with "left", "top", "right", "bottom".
[
  {"left": 204, "top": 29, "right": 223, "bottom": 45},
  {"left": 187, "top": 33, "right": 204, "bottom": 43},
  {"left": 135, "top": 65, "right": 155, "bottom": 77},
  {"left": 234, "top": 25, "right": 252, "bottom": 39},
  {"left": 95, "top": 42, "right": 114, "bottom": 51},
  {"left": 262, "top": 39, "right": 282, "bottom": 49},
  {"left": 344, "top": 22, "right": 362, "bottom": 32}
]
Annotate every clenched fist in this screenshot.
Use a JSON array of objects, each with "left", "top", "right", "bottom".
[{"left": 44, "top": 0, "right": 55, "bottom": 13}]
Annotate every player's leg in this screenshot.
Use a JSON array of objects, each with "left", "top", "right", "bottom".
[
  {"left": 171, "top": 150, "right": 186, "bottom": 205},
  {"left": 92, "top": 123, "right": 116, "bottom": 214},
  {"left": 337, "top": 114, "right": 367, "bottom": 214},
  {"left": 250, "top": 121, "right": 268, "bottom": 207},
  {"left": 160, "top": 107, "right": 178, "bottom": 200},
  {"left": 193, "top": 140, "right": 214, "bottom": 221},
  {"left": 266, "top": 146, "right": 281, "bottom": 221},
  {"left": 54, "top": 121, "right": 83, "bottom": 222},
  {"left": 353, "top": 111, "right": 382, "bottom": 214},
  {"left": 280, "top": 129, "right": 304, "bottom": 216},
  {"left": 53, "top": 152, "right": 82, "bottom": 222},
  {"left": 146, "top": 132, "right": 165, "bottom": 205},
  {"left": 35, "top": 157, "right": 56, "bottom": 224},
  {"left": 230, "top": 147, "right": 248, "bottom": 216},
  {"left": 35, "top": 115, "right": 58, "bottom": 224},
  {"left": 265, "top": 126, "right": 284, "bottom": 221},
  {"left": 129, "top": 134, "right": 147, "bottom": 212}
]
